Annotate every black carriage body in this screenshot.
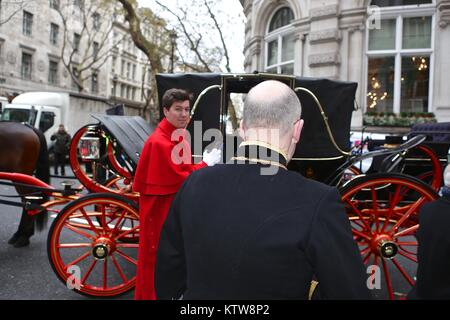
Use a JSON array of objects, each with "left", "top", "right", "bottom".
[{"left": 156, "top": 73, "right": 357, "bottom": 182}]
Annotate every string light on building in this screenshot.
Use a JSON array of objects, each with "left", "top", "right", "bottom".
[
  {"left": 367, "top": 76, "right": 388, "bottom": 109},
  {"left": 412, "top": 56, "right": 428, "bottom": 71}
]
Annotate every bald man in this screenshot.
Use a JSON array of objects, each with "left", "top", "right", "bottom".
[{"left": 155, "top": 80, "right": 370, "bottom": 300}]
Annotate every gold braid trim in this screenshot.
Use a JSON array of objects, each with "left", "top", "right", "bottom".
[{"left": 230, "top": 156, "right": 287, "bottom": 170}]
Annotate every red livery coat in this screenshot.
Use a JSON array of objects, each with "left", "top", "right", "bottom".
[{"left": 133, "top": 118, "right": 207, "bottom": 300}]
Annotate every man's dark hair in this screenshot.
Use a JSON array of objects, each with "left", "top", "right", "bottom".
[{"left": 162, "top": 88, "right": 193, "bottom": 110}]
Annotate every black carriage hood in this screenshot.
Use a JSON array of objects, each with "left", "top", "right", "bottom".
[{"left": 156, "top": 73, "right": 357, "bottom": 159}]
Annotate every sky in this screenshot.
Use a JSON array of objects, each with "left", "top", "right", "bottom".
[{"left": 137, "top": 0, "right": 246, "bottom": 72}]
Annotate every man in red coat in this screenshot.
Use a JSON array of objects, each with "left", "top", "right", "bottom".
[{"left": 133, "top": 88, "right": 221, "bottom": 300}]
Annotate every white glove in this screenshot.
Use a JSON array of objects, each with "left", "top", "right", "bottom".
[{"left": 203, "top": 148, "right": 222, "bottom": 166}]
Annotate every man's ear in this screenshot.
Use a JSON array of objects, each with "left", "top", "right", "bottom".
[
  {"left": 293, "top": 119, "right": 304, "bottom": 144},
  {"left": 163, "top": 107, "right": 169, "bottom": 118},
  {"left": 239, "top": 120, "right": 246, "bottom": 140}
]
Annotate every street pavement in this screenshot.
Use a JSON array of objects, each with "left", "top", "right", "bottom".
[{"left": 0, "top": 165, "right": 134, "bottom": 300}]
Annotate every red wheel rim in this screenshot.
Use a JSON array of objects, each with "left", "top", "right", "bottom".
[
  {"left": 341, "top": 176, "right": 438, "bottom": 300},
  {"left": 49, "top": 197, "right": 139, "bottom": 297},
  {"left": 69, "top": 126, "right": 137, "bottom": 199}
]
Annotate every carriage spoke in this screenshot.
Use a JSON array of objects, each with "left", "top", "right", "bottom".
[
  {"left": 81, "top": 259, "right": 97, "bottom": 285},
  {"left": 65, "top": 251, "right": 91, "bottom": 269},
  {"left": 101, "top": 205, "right": 109, "bottom": 233},
  {"left": 111, "top": 254, "right": 128, "bottom": 283},
  {"left": 103, "top": 258, "right": 108, "bottom": 289},
  {"left": 381, "top": 185, "right": 402, "bottom": 233},
  {"left": 394, "top": 225, "right": 419, "bottom": 238},
  {"left": 391, "top": 258, "right": 415, "bottom": 286},
  {"left": 389, "top": 198, "right": 425, "bottom": 235},
  {"left": 115, "top": 249, "right": 138, "bottom": 266},
  {"left": 79, "top": 207, "right": 100, "bottom": 236},
  {"left": 381, "top": 258, "right": 394, "bottom": 300},
  {"left": 363, "top": 252, "right": 372, "bottom": 265},
  {"left": 116, "top": 243, "right": 139, "bottom": 248},
  {"left": 352, "top": 229, "right": 372, "bottom": 241},
  {"left": 371, "top": 187, "right": 380, "bottom": 232},
  {"left": 63, "top": 222, "right": 96, "bottom": 240},
  {"left": 397, "top": 241, "right": 418, "bottom": 246},
  {"left": 397, "top": 250, "right": 418, "bottom": 263},
  {"left": 115, "top": 225, "right": 140, "bottom": 241},
  {"left": 344, "top": 198, "right": 373, "bottom": 233},
  {"left": 58, "top": 243, "right": 93, "bottom": 249},
  {"left": 109, "top": 209, "right": 127, "bottom": 236}
]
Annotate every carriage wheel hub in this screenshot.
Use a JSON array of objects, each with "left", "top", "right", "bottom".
[
  {"left": 92, "top": 237, "right": 115, "bottom": 260},
  {"left": 373, "top": 235, "right": 398, "bottom": 259}
]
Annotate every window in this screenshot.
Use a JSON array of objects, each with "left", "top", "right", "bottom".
[
  {"left": 73, "top": 33, "right": 81, "bottom": 52},
  {"left": 265, "top": 7, "right": 295, "bottom": 75},
  {"left": 121, "top": 59, "right": 125, "bottom": 76},
  {"left": 371, "top": 0, "right": 432, "bottom": 6},
  {"left": 120, "top": 83, "right": 125, "bottom": 97},
  {"left": 92, "top": 12, "right": 100, "bottom": 31},
  {"left": 72, "top": 66, "right": 80, "bottom": 90},
  {"left": 93, "top": 42, "right": 99, "bottom": 58},
  {"left": 23, "top": 11, "right": 33, "bottom": 36},
  {"left": 50, "top": 23, "right": 59, "bottom": 45},
  {"left": 132, "top": 87, "right": 136, "bottom": 100},
  {"left": 50, "top": 0, "right": 60, "bottom": 10},
  {"left": 366, "top": 2, "right": 433, "bottom": 114},
  {"left": 112, "top": 56, "right": 117, "bottom": 73},
  {"left": 132, "top": 64, "right": 136, "bottom": 80},
  {"left": 21, "top": 53, "right": 32, "bottom": 79},
  {"left": 91, "top": 72, "right": 98, "bottom": 94},
  {"left": 39, "top": 112, "right": 55, "bottom": 133},
  {"left": 48, "top": 60, "right": 59, "bottom": 84},
  {"left": 127, "top": 62, "right": 131, "bottom": 79}
]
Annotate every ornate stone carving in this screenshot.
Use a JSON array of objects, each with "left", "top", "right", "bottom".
[
  {"left": 37, "top": 60, "right": 46, "bottom": 72},
  {"left": 7, "top": 51, "right": 16, "bottom": 65},
  {"left": 308, "top": 52, "right": 340, "bottom": 67},
  {"left": 439, "top": 3, "right": 450, "bottom": 28},
  {"left": 309, "top": 29, "right": 341, "bottom": 44},
  {"left": 310, "top": 5, "right": 338, "bottom": 21}
]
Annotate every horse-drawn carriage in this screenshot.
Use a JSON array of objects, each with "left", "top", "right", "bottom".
[{"left": 0, "top": 72, "right": 448, "bottom": 299}]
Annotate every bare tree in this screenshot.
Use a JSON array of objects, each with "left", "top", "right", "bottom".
[
  {"left": 154, "top": 0, "right": 239, "bottom": 129},
  {"left": 55, "top": 0, "right": 124, "bottom": 92},
  {"left": 0, "top": 0, "right": 34, "bottom": 26},
  {"left": 116, "top": 0, "right": 172, "bottom": 123}
]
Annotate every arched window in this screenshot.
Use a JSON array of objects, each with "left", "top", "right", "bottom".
[
  {"left": 366, "top": 0, "right": 434, "bottom": 116},
  {"left": 269, "top": 7, "right": 294, "bottom": 32},
  {"left": 265, "top": 7, "right": 295, "bottom": 75}
]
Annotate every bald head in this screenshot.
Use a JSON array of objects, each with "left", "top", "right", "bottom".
[{"left": 243, "top": 80, "right": 302, "bottom": 137}]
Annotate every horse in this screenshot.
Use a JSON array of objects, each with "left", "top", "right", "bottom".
[{"left": 0, "top": 121, "right": 50, "bottom": 247}]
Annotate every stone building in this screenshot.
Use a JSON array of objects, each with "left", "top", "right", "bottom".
[
  {"left": 241, "top": 0, "right": 450, "bottom": 127},
  {"left": 0, "top": 0, "right": 154, "bottom": 115}
]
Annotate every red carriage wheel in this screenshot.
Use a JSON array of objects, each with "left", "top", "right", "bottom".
[
  {"left": 402, "top": 144, "right": 443, "bottom": 192},
  {"left": 339, "top": 173, "right": 438, "bottom": 300},
  {"left": 48, "top": 193, "right": 139, "bottom": 297}
]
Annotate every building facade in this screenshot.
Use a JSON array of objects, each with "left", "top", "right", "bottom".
[
  {"left": 0, "top": 0, "right": 153, "bottom": 114},
  {"left": 241, "top": 0, "right": 450, "bottom": 127}
]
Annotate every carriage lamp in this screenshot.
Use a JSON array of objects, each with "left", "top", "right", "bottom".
[{"left": 79, "top": 137, "right": 101, "bottom": 161}]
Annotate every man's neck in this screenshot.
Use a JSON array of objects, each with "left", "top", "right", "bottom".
[{"left": 243, "top": 128, "right": 290, "bottom": 160}]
